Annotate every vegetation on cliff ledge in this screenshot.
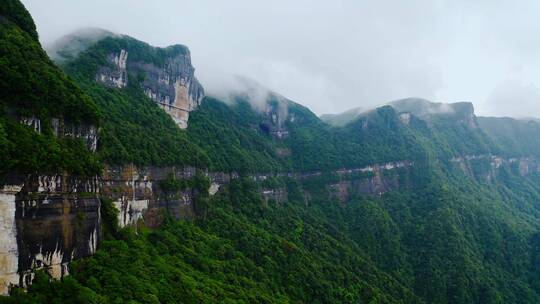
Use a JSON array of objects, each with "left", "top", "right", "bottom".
[{"left": 0, "top": 6, "right": 100, "bottom": 175}]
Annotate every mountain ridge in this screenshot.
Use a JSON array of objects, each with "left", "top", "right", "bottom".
[{"left": 4, "top": 2, "right": 540, "bottom": 303}]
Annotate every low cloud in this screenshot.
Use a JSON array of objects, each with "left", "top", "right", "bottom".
[
  {"left": 46, "top": 27, "right": 116, "bottom": 62},
  {"left": 204, "top": 75, "right": 271, "bottom": 112},
  {"left": 21, "top": 0, "right": 540, "bottom": 118},
  {"left": 485, "top": 80, "right": 540, "bottom": 118}
]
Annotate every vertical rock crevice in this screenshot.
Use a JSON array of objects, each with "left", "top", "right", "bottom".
[{"left": 96, "top": 47, "right": 204, "bottom": 129}]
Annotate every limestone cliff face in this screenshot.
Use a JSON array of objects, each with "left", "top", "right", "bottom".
[
  {"left": 137, "top": 52, "right": 204, "bottom": 129},
  {"left": 102, "top": 165, "right": 191, "bottom": 228},
  {"left": 260, "top": 100, "right": 291, "bottom": 139},
  {"left": 450, "top": 154, "right": 540, "bottom": 181},
  {"left": 0, "top": 174, "right": 100, "bottom": 294},
  {"left": 102, "top": 166, "right": 234, "bottom": 228},
  {"left": 327, "top": 161, "right": 412, "bottom": 202},
  {"left": 102, "top": 161, "right": 415, "bottom": 229},
  {"left": 0, "top": 113, "right": 99, "bottom": 294},
  {"left": 0, "top": 156, "right": 415, "bottom": 294},
  {"left": 257, "top": 95, "right": 303, "bottom": 139},
  {"left": 389, "top": 98, "right": 478, "bottom": 128},
  {"left": 96, "top": 49, "right": 128, "bottom": 88},
  {"left": 96, "top": 47, "right": 204, "bottom": 129},
  {"left": 19, "top": 115, "right": 98, "bottom": 152}
]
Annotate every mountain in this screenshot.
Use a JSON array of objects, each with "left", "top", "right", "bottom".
[
  {"left": 389, "top": 97, "right": 473, "bottom": 117},
  {"left": 320, "top": 106, "right": 364, "bottom": 127},
  {"left": 0, "top": 0, "right": 102, "bottom": 296},
  {"left": 321, "top": 97, "right": 477, "bottom": 128},
  {"left": 0, "top": 2, "right": 100, "bottom": 175},
  {"left": 478, "top": 116, "right": 540, "bottom": 158},
  {"left": 4, "top": 1, "right": 540, "bottom": 303}
]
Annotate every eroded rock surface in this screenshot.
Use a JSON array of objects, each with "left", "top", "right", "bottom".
[
  {"left": 0, "top": 174, "right": 100, "bottom": 294},
  {"left": 96, "top": 47, "right": 204, "bottom": 129},
  {"left": 450, "top": 154, "right": 540, "bottom": 181},
  {"left": 137, "top": 53, "right": 204, "bottom": 129},
  {"left": 96, "top": 49, "right": 128, "bottom": 88}
]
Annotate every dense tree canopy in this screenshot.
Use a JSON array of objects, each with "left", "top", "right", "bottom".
[{"left": 4, "top": 1, "right": 540, "bottom": 303}]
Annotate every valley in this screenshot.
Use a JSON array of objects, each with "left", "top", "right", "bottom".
[{"left": 3, "top": 1, "right": 540, "bottom": 303}]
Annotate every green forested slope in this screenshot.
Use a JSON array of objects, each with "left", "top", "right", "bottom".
[
  {"left": 6, "top": 158, "right": 540, "bottom": 303},
  {"left": 4, "top": 1, "right": 540, "bottom": 303},
  {"left": 187, "top": 97, "right": 288, "bottom": 172},
  {"left": 0, "top": 1, "right": 100, "bottom": 175},
  {"left": 2, "top": 179, "right": 422, "bottom": 304},
  {"left": 478, "top": 116, "right": 540, "bottom": 157},
  {"left": 39, "top": 31, "right": 540, "bottom": 303},
  {"left": 60, "top": 35, "right": 210, "bottom": 167},
  {"left": 53, "top": 32, "right": 500, "bottom": 174}
]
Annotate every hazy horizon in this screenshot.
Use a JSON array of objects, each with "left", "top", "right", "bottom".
[{"left": 20, "top": 0, "right": 540, "bottom": 118}]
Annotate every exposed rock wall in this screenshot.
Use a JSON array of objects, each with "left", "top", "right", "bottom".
[
  {"left": 0, "top": 158, "right": 419, "bottom": 294},
  {"left": 0, "top": 174, "right": 100, "bottom": 294},
  {"left": 0, "top": 157, "right": 428, "bottom": 295},
  {"left": 96, "top": 49, "right": 128, "bottom": 88},
  {"left": 260, "top": 188, "right": 287, "bottom": 203},
  {"left": 102, "top": 161, "right": 414, "bottom": 227},
  {"left": 450, "top": 154, "right": 540, "bottom": 181},
  {"left": 259, "top": 97, "right": 292, "bottom": 139},
  {"left": 19, "top": 116, "right": 98, "bottom": 152},
  {"left": 0, "top": 108, "right": 100, "bottom": 294},
  {"left": 328, "top": 171, "right": 402, "bottom": 202},
  {"left": 96, "top": 48, "right": 204, "bottom": 129},
  {"left": 137, "top": 53, "right": 204, "bottom": 129},
  {"left": 102, "top": 166, "right": 209, "bottom": 228},
  {"left": 0, "top": 185, "right": 20, "bottom": 295},
  {"left": 51, "top": 119, "right": 98, "bottom": 152}
]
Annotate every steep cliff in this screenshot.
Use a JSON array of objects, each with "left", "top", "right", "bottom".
[
  {"left": 54, "top": 32, "right": 204, "bottom": 129},
  {"left": 135, "top": 48, "right": 204, "bottom": 129},
  {"left": 6, "top": 2, "right": 540, "bottom": 302},
  {"left": 101, "top": 165, "right": 209, "bottom": 228},
  {"left": 389, "top": 98, "right": 477, "bottom": 128},
  {"left": 0, "top": 174, "right": 100, "bottom": 294},
  {"left": 321, "top": 97, "right": 477, "bottom": 129},
  {"left": 96, "top": 45, "right": 204, "bottom": 129},
  {"left": 55, "top": 34, "right": 210, "bottom": 168},
  {"left": 0, "top": 1, "right": 102, "bottom": 294}
]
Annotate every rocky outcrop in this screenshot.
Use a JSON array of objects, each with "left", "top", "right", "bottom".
[
  {"left": 51, "top": 119, "right": 98, "bottom": 152},
  {"left": 102, "top": 166, "right": 223, "bottom": 228},
  {"left": 250, "top": 161, "right": 414, "bottom": 204},
  {"left": 328, "top": 175, "right": 401, "bottom": 202},
  {"left": 450, "top": 154, "right": 540, "bottom": 181},
  {"left": 389, "top": 98, "right": 478, "bottom": 128},
  {"left": 0, "top": 158, "right": 415, "bottom": 294},
  {"left": 103, "top": 161, "right": 414, "bottom": 227},
  {"left": 0, "top": 155, "right": 419, "bottom": 294},
  {"left": 19, "top": 116, "right": 98, "bottom": 152},
  {"left": 20, "top": 115, "right": 41, "bottom": 133},
  {"left": 0, "top": 174, "right": 100, "bottom": 294},
  {"left": 96, "top": 47, "right": 204, "bottom": 129},
  {"left": 398, "top": 112, "right": 411, "bottom": 125},
  {"left": 1, "top": 115, "right": 99, "bottom": 293},
  {"left": 0, "top": 185, "right": 20, "bottom": 295},
  {"left": 137, "top": 52, "right": 204, "bottom": 129},
  {"left": 260, "top": 98, "right": 291, "bottom": 139},
  {"left": 327, "top": 162, "right": 410, "bottom": 202},
  {"left": 260, "top": 188, "right": 287, "bottom": 203},
  {"left": 96, "top": 49, "right": 128, "bottom": 88}
]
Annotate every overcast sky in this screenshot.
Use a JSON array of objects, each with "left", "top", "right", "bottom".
[{"left": 21, "top": 0, "right": 540, "bottom": 117}]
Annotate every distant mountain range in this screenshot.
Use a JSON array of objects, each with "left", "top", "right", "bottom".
[{"left": 3, "top": 1, "right": 540, "bottom": 303}]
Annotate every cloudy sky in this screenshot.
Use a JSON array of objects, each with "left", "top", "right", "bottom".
[{"left": 21, "top": 0, "right": 540, "bottom": 117}]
